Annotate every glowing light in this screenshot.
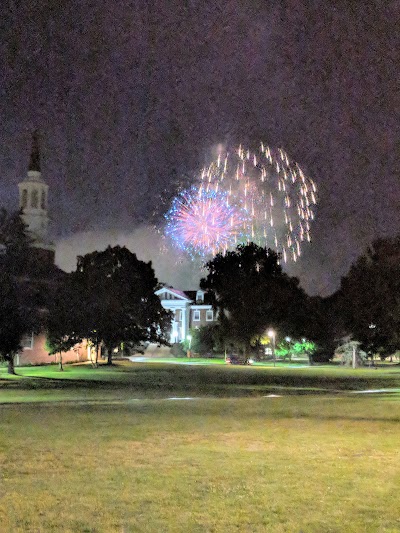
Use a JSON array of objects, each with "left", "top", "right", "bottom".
[
  {"left": 165, "top": 187, "right": 249, "bottom": 258},
  {"left": 163, "top": 143, "right": 317, "bottom": 261},
  {"left": 196, "top": 143, "right": 317, "bottom": 261}
]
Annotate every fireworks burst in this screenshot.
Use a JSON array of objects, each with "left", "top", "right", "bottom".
[
  {"left": 164, "top": 187, "right": 249, "bottom": 257},
  {"left": 164, "top": 143, "right": 317, "bottom": 262},
  {"left": 198, "top": 143, "right": 317, "bottom": 262}
]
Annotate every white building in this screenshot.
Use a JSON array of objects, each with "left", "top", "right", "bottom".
[{"left": 155, "top": 287, "right": 217, "bottom": 343}]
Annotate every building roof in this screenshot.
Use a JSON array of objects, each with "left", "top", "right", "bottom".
[
  {"left": 169, "top": 288, "right": 192, "bottom": 300},
  {"left": 155, "top": 287, "right": 192, "bottom": 301},
  {"left": 183, "top": 290, "right": 213, "bottom": 305},
  {"left": 156, "top": 287, "right": 213, "bottom": 305}
]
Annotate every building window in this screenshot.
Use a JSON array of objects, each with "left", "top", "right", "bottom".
[
  {"left": 21, "top": 333, "right": 34, "bottom": 350},
  {"left": 206, "top": 310, "right": 214, "bottom": 321},
  {"left": 196, "top": 291, "right": 204, "bottom": 303},
  {"left": 31, "top": 189, "right": 39, "bottom": 208},
  {"left": 21, "top": 189, "right": 28, "bottom": 208},
  {"left": 193, "top": 310, "right": 200, "bottom": 321},
  {"left": 175, "top": 309, "right": 181, "bottom": 321}
]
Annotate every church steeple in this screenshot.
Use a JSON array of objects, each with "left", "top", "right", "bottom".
[
  {"left": 28, "top": 130, "right": 41, "bottom": 172},
  {"left": 18, "top": 132, "right": 51, "bottom": 248}
]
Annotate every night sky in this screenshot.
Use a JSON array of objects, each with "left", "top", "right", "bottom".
[{"left": 1, "top": 1, "right": 399, "bottom": 295}]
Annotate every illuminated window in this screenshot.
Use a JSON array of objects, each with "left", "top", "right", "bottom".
[
  {"left": 193, "top": 310, "right": 200, "bottom": 321},
  {"left": 206, "top": 310, "right": 214, "bottom": 321}
]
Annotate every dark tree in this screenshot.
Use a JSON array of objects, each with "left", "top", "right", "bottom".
[
  {"left": 0, "top": 208, "right": 32, "bottom": 273},
  {"left": 305, "top": 295, "right": 342, "bottom": 362},
  {"left": 74, "top": 246, "right": 170, "bottom": 365},
  {"left": 0, "top": 272, "right": 32, "bottom": 374},
  {"left": 46, "top": 275, "right": 82, "bottom": 371},
  {"left": 200, "top": 243, "right": 310, "bottom": 359},
  {"left": 338, "top": 237, "right": 400, "bottom": 358},
  {"left": 0, "top": 209, "right": 36, "bottom": 373},
  {"left": 184, "top": 325, "right": 218, "bottom": 356}
]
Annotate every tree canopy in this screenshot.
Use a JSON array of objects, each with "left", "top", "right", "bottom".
[
  {"left": 46, "top": 274, "right": 83, "bottom": 370},
  {"left": 303, "top": 294, "right": 341, "bottom": 362},
  {"left": 0, "top": 208, "right": 32, "bottom": 273},
  {"left": 338, "top": 236, "right": 400, "bottom": 357},
  {"left": 182, "top": 325, "right": 218, "bottom": 356},
  {"left": 0, "top": 271, "right": 34, "bottom": 374},
  {"left": 71, "top": 245, "right": 171, "bottom": 364},
  {"left": 200, "top": 243, "right": 310, "bottom": 358},
  {"left": 0, "top": 209, "right": 37, "bottom": 373}
]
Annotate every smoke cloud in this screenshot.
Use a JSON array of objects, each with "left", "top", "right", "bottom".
[{"left": 55, "top": 226, "right": 204, "bottom": 289}]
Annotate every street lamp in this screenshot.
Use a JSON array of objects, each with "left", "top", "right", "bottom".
[
  {"left": 267, "top": 329, "right": 276, "bottom": 367},
  {"left": 285, "top": 336, "right": 292, "bottom": 362},
  {"left": 186, "top": 334, "right": 192, "bottom": 358},
  {"left": 186, "top": 334, "right": 192, "bottom": 350},
  {"left": 369, "top": 324, "right": 376, "bottom": 365}
]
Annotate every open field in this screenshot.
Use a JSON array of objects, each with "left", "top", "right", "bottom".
[
  {"left": 2, "top": 360, "right": 400, "bottom": 402},
  {"left": 0, "top": 362, "right": 400, "bottom": 532}
]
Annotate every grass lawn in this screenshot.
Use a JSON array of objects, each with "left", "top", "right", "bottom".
[{"left": 0, "top": 362, "right": 400, "bottom": 532}]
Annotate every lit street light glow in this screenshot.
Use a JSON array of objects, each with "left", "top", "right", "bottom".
[
  {"left": 186, "top": 335, "right": 192, "bottom": 357},
  {"left": 267, "top": 329, "right": 276, "bottom": 367}
]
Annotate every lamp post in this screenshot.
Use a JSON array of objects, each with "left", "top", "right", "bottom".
[
  {"left": 285, "top": 336, "right": 292, "bottom": 362},
  {"left": 268, "top": 329, "right": 276, "bottom": 367},
  {"left": 369, "top": 323, "right": 376, "bottom": 366}
]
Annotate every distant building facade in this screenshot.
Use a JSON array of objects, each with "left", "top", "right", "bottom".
[{"left": 155, "top": 287, "right": 217, "bottom": 343}]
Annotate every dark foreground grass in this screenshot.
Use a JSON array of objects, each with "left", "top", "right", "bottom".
[
  {"left": 0, "top": 362, "right": 400, "bottom": 531},
  {"left": 1, "top": 361, "right": 400, "bottom": 402}
]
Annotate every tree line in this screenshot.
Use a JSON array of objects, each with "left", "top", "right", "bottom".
[
  {"left": 1, "top": 209, "right": 399, "bottom": 372},
  {"left": 199, "top": 238, "right": 400, "bottom": 362}
]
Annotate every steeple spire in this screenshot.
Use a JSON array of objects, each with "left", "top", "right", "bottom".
[
  {"left": 28, "top": 130, "right": 41, "bottom": 172},
  {"left": 17, "top": 131, "right": 55, "bottom": 263},
  {"left": 18, "top": 130, "right": 50, "bottom": 246}
]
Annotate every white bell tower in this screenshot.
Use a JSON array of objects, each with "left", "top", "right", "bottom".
[{"left": 18, "top": 132, "right": 50, "bottom": 245}]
